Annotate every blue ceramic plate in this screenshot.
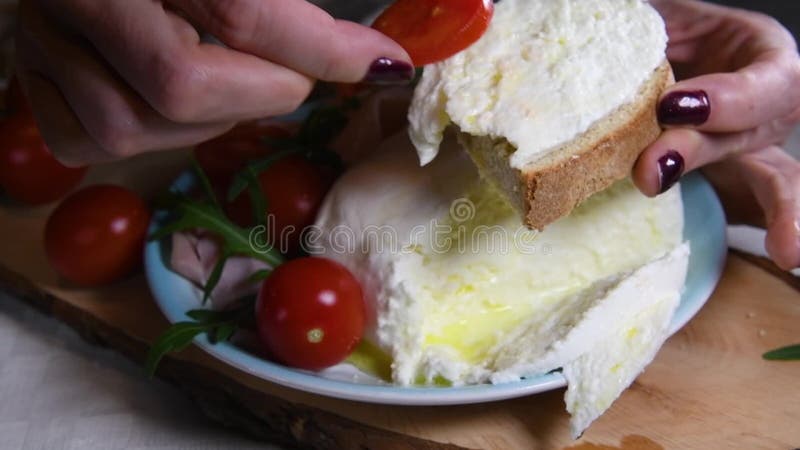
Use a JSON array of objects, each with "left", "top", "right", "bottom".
[{"left": 145, "top": 172, "right": 727, "bottom": 405}]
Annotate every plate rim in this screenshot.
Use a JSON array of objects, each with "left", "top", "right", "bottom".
[{"left": 144, "top": 171, "right": 727, "bottom": 406}]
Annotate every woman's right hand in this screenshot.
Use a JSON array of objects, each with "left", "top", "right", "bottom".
[
  {"left": 14, "top": 0, "right": 413, "bottom": 166},
  {"left": 638, "top": 0, "right": 800, "bottom": 270}
]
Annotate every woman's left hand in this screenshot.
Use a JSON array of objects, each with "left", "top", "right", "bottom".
[{"left": 635, "top": 0, "right": 800, "bottom": 270}]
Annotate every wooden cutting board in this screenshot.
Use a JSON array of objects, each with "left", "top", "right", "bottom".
[{"left": 0, "top": 151, "right": 798, "bottom": 450}]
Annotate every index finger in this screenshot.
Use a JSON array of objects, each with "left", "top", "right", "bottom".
[
  {"left": 168, "top": 0, "right": 414, "bottom": 83},
  {"left": 42, "top": 0, "right": 316, "bottom": 123}
]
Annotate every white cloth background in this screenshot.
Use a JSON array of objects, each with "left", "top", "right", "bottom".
[{"left": 0, "top": 297, "right": 277, "bottom": 450}]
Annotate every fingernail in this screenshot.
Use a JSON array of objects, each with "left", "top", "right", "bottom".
[
  {"left": 658, "top": 90, "right": 711, "bottom": 126},
  {"left": 362, "top": 57, "right": 415, "bottom": 85},
  {"left": 658, "top": 150, "right": 685, "bottom": 194}
]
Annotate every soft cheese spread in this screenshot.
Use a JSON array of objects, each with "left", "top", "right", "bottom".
[
  {"left": 311, "top": 132, "right": 689, "bottom": 437},
  {"left": 408, "top": 0, "right": 668, "bottom": 169},
  {"left": 313, "top": 132, "right": 686, "bottom": 378}
]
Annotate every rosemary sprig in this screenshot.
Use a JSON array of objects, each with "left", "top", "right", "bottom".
[
  {"left": 151, "top": 160, "right": 284, "bottom": 264},
  {"left": 226, "top": 148, "right": 303, "bottom": 203},
  {"left": 145, "top": 298, "right": 255, "bottom": 376},
  {"left": 147, "top": 99, "right": 356, "bottom": 376},
  {"left": 763, "top": 344, "right": 800, "bottom": 361},
  {"left": 226, "top": 100, "right": 353, "bottom": 204},
  {"left": 150, "top": 191, "right": 283, "bottom": 267},
  {"left": 191, "top": 158, "right": 221, "bottom": 212},
  {"left": 149, "top": 159, "right": 283, "bottom": 312}
]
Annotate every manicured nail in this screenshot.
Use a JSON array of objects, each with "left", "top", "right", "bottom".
[
  {"left": 658, "top": 150, "right": 685, "bottom": 194},
  {"left": 658, "top": 90, "right": 711, "bottom": 126},
  {"left": 362, "top": 57, "right": 415, "bottom": 85}
]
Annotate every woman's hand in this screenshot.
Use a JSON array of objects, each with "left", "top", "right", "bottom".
[
  {"left": 14, "top": 0, "right": 413, "bottom": 166},
  {"left": 634, "top": 0, "right": 800, "bottom": 270}
]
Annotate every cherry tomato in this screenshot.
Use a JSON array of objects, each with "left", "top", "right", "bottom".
[
  {"left": 194, "top": 122, "right": 290, "bottom": 186},
  {"left": 45, "top": 185, "right": 151, "bottom": 286},
  {"left": 0, "top": 113, "right": 87, "bottom": 205},
  {"left": 373, "top": 0, "right": 494, "bottom": 67},
  {"left": 256, "top": 257, "right": 365, "bottom": 370},
  {"left": 225, "top": 156, "right": 328, "bottom": 255}
]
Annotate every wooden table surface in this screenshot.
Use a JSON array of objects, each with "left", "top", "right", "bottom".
[{"left": 0, "top": 152, "right": 798, "bottom": 450}]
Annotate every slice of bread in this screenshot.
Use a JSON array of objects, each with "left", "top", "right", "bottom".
[{"left": 458, "top": 61, "right": 674, "bottom": 231}]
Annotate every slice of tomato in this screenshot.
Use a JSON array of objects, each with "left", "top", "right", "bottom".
[{"left": 373, "top": 0, "right": 494, "bottom": 67}]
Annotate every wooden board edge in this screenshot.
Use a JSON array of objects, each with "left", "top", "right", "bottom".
[
  {"left": 0, "top": 264, "right": 471, "bottom": 450},
  {"left": 730, "top": 250, "right": 800, "bottom": 293}
]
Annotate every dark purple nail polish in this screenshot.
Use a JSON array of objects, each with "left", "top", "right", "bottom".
[
  {"left": 658, "top": 150, "right": 685, "bottom": 194},
  {"left": 658, "top": 90, "right": 711, "bottom": 126},
  {"left": 362, "top": 57, "right": 415, "bottom": 85}
]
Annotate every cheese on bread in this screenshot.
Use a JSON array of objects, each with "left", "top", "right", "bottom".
[{"left": 409, "top": 0, "right": 672, "bottom": 229}]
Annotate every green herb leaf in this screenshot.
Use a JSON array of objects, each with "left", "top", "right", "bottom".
[
  {"left": 147, "top": 216, "right": 195, "bottom": 243},
  {"left": 185, "top": 309, "right": 217, "bottom": 322},
  {"left": 228, "top": 100, "right": 355, "bottom": 203},
  {"left": 151, "top": 193, "right": 284, "bottom": 267},
  {"left": 202, "top": 251, "right": 231, "bottom": 305},
  {"left": 244, "top": 167, "right": 268, "bottom": 226},
  {"left": 227, "top": 148, "right": 302, "bottom": 202},
  {"left": 145, "top": 322, "right": 209, "bottom": 376},
  {"left": 247, "top": 269, "right": 272, "bottom": 283},
  {"left": 147, "top": 299, "right": 255, "bottom": 376},
  {"left": 191, "top": 158, "right": 222, "bottom": 212},
  {"left": 146, "top": 99, "right": 356, "bottom": 377},
  {"left": 212, "top": 323, "right": 237, "bottom": 344},
  {"left": 763, "top": 344, "right": 800, "bottom": 361},
  {"left": 190, "top": 306, "right": 247, "bottom": 322}
]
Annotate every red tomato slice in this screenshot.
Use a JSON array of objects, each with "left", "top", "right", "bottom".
[{"left": 373, "top": 0, "right": 494, "bottom": 67}]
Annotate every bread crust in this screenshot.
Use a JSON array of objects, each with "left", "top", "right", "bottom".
[{"left": 460, "top": 61, "right": 674, "bottom": 230}]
